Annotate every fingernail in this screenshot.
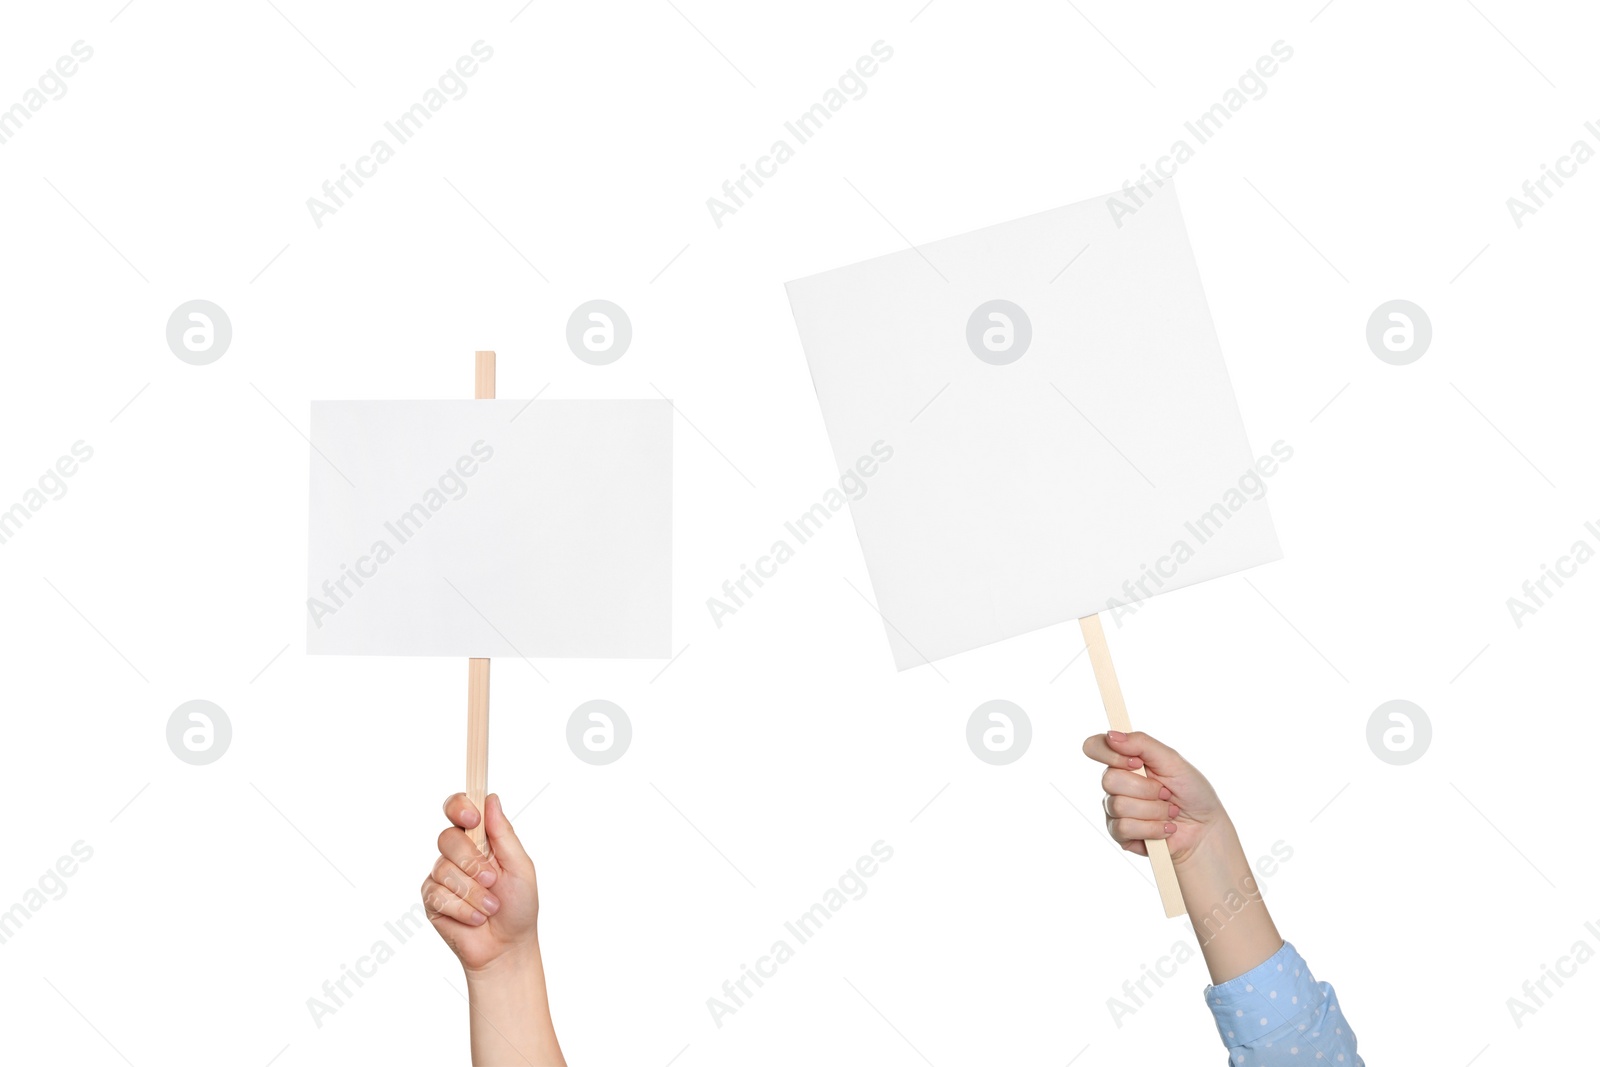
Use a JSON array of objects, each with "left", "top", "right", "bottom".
[
  {"left": 1127, "top": 757, "right": 1142, "bottom": 769},
  {"left": 469, "top": 911, "right": 486, "bottom": 924},
  {"left": 476, "top": 869, "right": 496, "bottom": 887},
  {"left": 462, "top": 809, "right": 479, "bottom": 827},
  {"left": 481, "top": 894, "right": 499, "bottom": 915},
  {"left": 1169, "top": 804, "right": 1180, "bottom": 817},
  {"left": 1158, "top": 788, "right": 1171, "bottom": 800},
  {"left": 1163, "top": 823, "right": 1175, "bottom": 835},
  {"left": 1107, "top": 730, "right": 1126, "bottom": 742}
]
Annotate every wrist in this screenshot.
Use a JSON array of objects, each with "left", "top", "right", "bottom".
[
  {"left": 464, "top": 940, "right": 545, "bottom": 987},
  {"left": 1172, "top": 814, "right": 1241, "bottom": 870},
  {"left": 461, "top": 937, "right": 565, "bottom": 1066}
]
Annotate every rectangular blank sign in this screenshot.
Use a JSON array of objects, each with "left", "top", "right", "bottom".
[
  {"left": 786, "top": 183, "right": 1281, "bottom": 670},
  {"left": 307, "top": 399, "right": 672, "bottom": 658}
]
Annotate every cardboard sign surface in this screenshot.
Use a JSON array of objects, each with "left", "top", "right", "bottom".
[
  {"left": 786, "top": 184, "right": 1280, "bottom": 669},
  {"left": 307, "top": 399, "right": 672, "bottom": 658}
]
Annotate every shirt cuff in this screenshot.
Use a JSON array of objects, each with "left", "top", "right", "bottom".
[{"left": 1203, "top": 941, "right": 1320, "bottom": 1050}]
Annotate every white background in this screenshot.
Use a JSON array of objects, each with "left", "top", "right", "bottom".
[{"left": 1, "top": 1, "right": 1595, "bottom": 1064}]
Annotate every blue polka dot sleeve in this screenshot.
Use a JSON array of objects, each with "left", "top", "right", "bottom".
[{"left": 1203, "top": 941, "right": 1362, "bottom": 1065}]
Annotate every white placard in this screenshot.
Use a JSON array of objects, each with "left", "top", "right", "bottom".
[
  {"left": 307, "top": 399, "right": 672, "bottom": 658},
  {"left": 786, "top": 183, "right": 1282, "bottom": 670}
]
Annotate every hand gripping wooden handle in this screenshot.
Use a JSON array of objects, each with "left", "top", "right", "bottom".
[{"left": 1078, "top": 614, "right": 1186, "bottom": 918}]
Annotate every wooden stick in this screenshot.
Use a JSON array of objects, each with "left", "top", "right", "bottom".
[
  {"left": 466, "top": 658, "right": 490, "bottom": 851},
  {"left": 1078, "top": 614, "right": 1186, "bottom": 919},
  {"left": 467, "top": 351, "right": 495, "bottom": 852}
]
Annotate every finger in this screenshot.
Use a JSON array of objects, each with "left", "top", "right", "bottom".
[
  {"left": 421, "top": 877, "right": 486, "bottom": 926},
  {"left": 431, "top": 857, "right": 501, "bottom": 917},
  {"left": 1083, "top": 732, "right": 1152, "bottom": 772},
  {"left": 438, "top": 825, "right": 500, "bottom": 887},
  {"left": 1101, "top": 767, "right": 1168, "bottom": 801},
  {"left": 1104, "top": 731, "right": 1184, "bottom": 775},
  {"left": 442, "top": 793, "right": 482, "bottom": 831},
  {"left": 1121, "top": 839, "right": 1149, "bottom": 857},
  {"left": 1105, "top": 794, "right": 1177, "bottom": 822},
  {"left": 483, "top": 794, "right": 532, "bottom": 870},
  {"left": 1082, "top": 733, "right": 1131, "bottom": 768},
  {"left": 1107, "top": 816, "right": 1175, "bottom": 845}
]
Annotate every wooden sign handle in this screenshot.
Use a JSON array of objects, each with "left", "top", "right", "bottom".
[
  {"left": 467, "top": 351, "right": 496, "bottom": 852},
  {"left": 1078, "top": 614, "right": 1186, "bottom": 919}
]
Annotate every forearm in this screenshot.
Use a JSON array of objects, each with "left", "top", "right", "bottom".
[
  {"left": 1173, "top": 817, "right": 1282, "bottom": 984},
  {"left": 464, "top": 945, "right": 566, "bottom": 1067}
]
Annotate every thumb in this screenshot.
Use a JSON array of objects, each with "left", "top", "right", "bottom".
[
  {"left": 1105, "top": 730, "right": 1186, "bottom": 776},
  {"left": 484, "top": 794, "right": 533, "bottom": 872}
]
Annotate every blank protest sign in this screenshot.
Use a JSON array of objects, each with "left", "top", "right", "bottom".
[
  {"left": 786, "top": 184, "right": 1280, "bottom": 670},
  {"left": 307, "top": 399, "right": 672, "bottom": 658}
]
